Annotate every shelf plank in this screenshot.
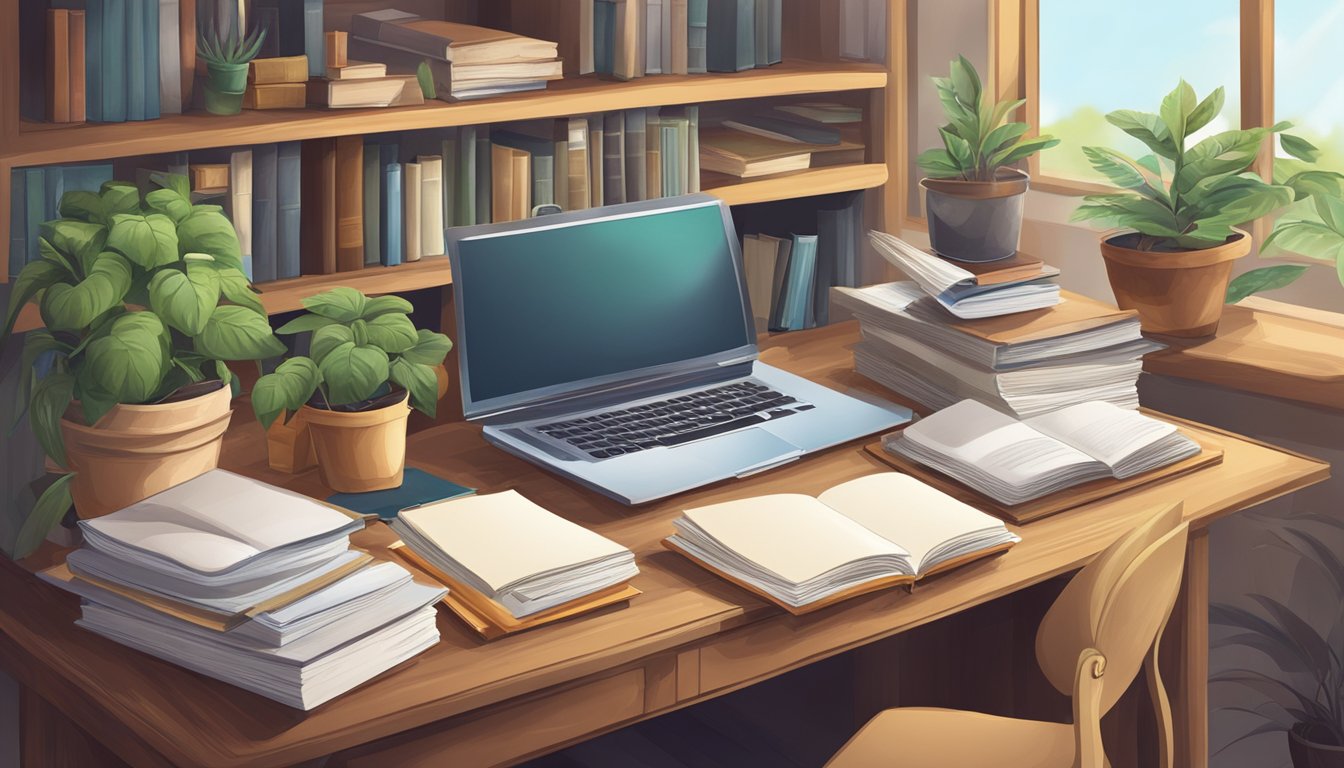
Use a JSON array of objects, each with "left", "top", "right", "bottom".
[
  {"left": 703, "top": 163, "right": 888, "bottom": 206},
  {"left": 252, "top": 258, "right": 454, "bottom": 316},
  {"left": 6, "top": 61, "right": 887, "bottom": 167}
]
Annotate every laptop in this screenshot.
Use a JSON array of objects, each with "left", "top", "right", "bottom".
[{"left": 447, "top": 194, "right": 912, "bottom": 504}]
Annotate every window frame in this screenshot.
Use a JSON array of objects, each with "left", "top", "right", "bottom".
[{"left": 996, "top": 0, "right": 1275, "bottom": 197}]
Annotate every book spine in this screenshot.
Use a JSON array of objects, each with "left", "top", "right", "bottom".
[
  {"left": 735, "top": 0, "right": 754, "bottom": 71},
  {"left": 613, "top": 0, "right": 640, "bottom": 81},
  {"left": 125, "top": 0, "right": 145, "bottom": 120},
  {"left": 178, "top": 0, "right": 194, "bottom": 107},
  {"left": 441, "top": 131, "right": 458, "bottom": 229},
  {"left": 303, "top": 0, "right": 323, "bottom": 77},
  {"left": 602, "top": 112, "right": 626, "bottom": 205},
  {"left": 645, "top": 110, "right": 661, "bottom": 199},
  {"left": 754, "top": 0, "right": 767, "bottom": 67},
  {"left": 229, "top": 149, "right": 253, "bottom": 279},
  {"left": 156, "top": 0, "right": 181, "bottom": 112},
  {"left": 474, "top": 129, "right": 491, "bottom": 225},
  {"left": 587, "top": 115, "right": 604, "bottom": 209},
  {"left": 23, "top": 170, "right": 45, "bottom": 266},
  {"left": 661, "top": 123, "right": 678, "bottom": 196},
  {"left": 623, "top": 109, "right": 646, "bottom": 202},
  {"left": 334, "top": 135, "right": 364, "bottom": 272},
  {"left": 511, "top": 150, "right": 531, "bottom": 221},
  {"left": 687, "top": 0, "right": 707, "bottom": 73},
  {"left": 661, "top": 0, "right": 673, "bottom": 73},
  {"left": 767, "top": 0, "right": 781, "bottom": 64},
  {"left": 403, "top": 161, "right": 422, "bottom": 260},
  {"left": 300, "top": 138, "right": 337, "bottom": 275},
  {"left": 567, "top": 118, "right": 590, "bottom": 211},
  {"left": 705, "top": 0, "right": 734, "bottom": 73},
  {"left": 9, "top": 171, "right": 25, "bottom": 278},
  {"left": 489, "top": 145, "right": 510, "bottom": 223},
  {"left": 863, "top": 0, "right": 885, "bottom": 64},
  {"left": 645, "top": 0, "right": 662, "bottom": 75},
  {"left": 670, "top": 0, "right": 688, "bottom": 74},
  {"left": 580, "top": 0, "right": 595, "bottom": 74},
  {"left": 814, "top": 207, "right": 839, "bottom": 326},
  {"left": 419, "top": 156, "right": 444, "bottom": 257},
  {"left": 143, "top": 0, "right": 160, "bottom": 118},
  {"left": 362, "top": 143, "right": 381, "bottom": 266},
  {"left": 47, "top": 10, "right": 72, "bottom": 123},
  {"left": 454, "top": 126, "right": 476, "bottom": 227},
  {"left": 43, "top": 167, "right": 64, "bottom": 225},
  {"left": 19, "top": 0, "right": 45, "bottom": 120},
  {"left": 275, "top": 141, "right": 302, "bottom": 279},
  {"left": 593, "top": 0, "right": 614, "bottom": 74},
  {"left": 686, "top": 105, "right": 700, "bottom": 192},
  {"left": 251, "top": 143, "right": 278, "bottom": 283},
  {"left": 255, "top": 4, "right": 280, "bottom": 58},
  {"left": 86, "top": 0, "right": 104, "bottom": 121},
  {"left": 380, "top": 161, "right": 403, "bottom": 267}
]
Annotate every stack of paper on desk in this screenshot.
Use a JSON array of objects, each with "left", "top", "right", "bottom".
[
  {"left": 390, "top": 490, "right": 639, "bottom": 620},
  {"left": 664, "top": 473, "right": 1019, "bottom": 613},
  {"left": 42, "top": 470, "right": 447, "bottom": 710},
  {"left": 884, "top": 400, "right": 1201, "bottom": 506}
]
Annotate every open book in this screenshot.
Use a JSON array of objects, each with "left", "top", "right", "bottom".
[
  {"left": 868, "top": 231, "right": 1061, "bottom": 319},
  {"left": 885, "top": 400, "right": 1202, "bottom": 506},
  {"left": 664, "top": 473, "right": 1019, "bottom": 613}
]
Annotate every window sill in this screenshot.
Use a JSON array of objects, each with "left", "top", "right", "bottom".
[{"left": 1143, "top": 297, "right": 1344, "bottom": 412}]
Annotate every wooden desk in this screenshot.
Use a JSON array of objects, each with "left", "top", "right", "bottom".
[{"left": 0, "top": 323, "right": 1329, "bottom": 768}]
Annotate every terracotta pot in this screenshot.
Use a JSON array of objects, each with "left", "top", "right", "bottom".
[
  {"left": 60, "top": 383, "right": 234, "bottom": 519},
  {"left": 266, "top": 410, "right": 316, "bottom": 474},
  {"left": 921, "top": 169, "right": 1029, "bottom": 262},
  {"left": 1289, "top": 723, "right": 1344, "bottom": 768},
  {"left": 1100, "top": 229, "right": 1252, "bottom": 338},
  {"left": 302, "top": 392, "right": 411, "bottom": 493}
]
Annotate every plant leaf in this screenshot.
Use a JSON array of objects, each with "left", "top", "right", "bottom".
[
  {"left": 1226, "top": 266, "right": 1310, "bottom": 303},
  {"left": 59, "top": 190, "right": 108, "bottom": 225},
  {"left": 213, "top": 265, "right": 265, "bottom": 315},
  {"left": 988, "top": 135, "right": 1060, "bottom": 168},
  {"left": 917, "top": 148, "right": 964, "bottom": 179},
  {"left": 29, "top": 371, "right": 75, "bottom": 468},
  {"left": 311, "top": 324, "right": 356, "bottom": 364},
  {"left": 390, "top": 358, "right": 438, "bottom": 418},
  {"left": 38, "top": 252, "right": 133, "bottom": 333},
  {"left": 939, "top": 127, "right": 974, "bottom": 173},
  {"left": 1282, "top": 170, "right": 1344, "bottom": 202},
  {"left": 276, "top": 313, "right": 338, "bottom": 334},
  {"left": 145, "top": 187, "right": 193, "bottom": 225},
  {"left": 85, "top": 312, "right": 169, "bottom": 403},
  {"left": 1176, "top": 129, "right": 1268, "bottom": 196},
  {"left": 1281, "top": 133, "right": 1321, "bottom": 163},
  {"left": 251, "top": 357, "right": 321, "bottom": 430},
  {"left": 400, "top": 329, "right": 453, "bottom": 366},
  {"left": 12, "top": 473, "right": 75, "bottom": 560},
  {"left": 416, "top": 60, "right": 436, "bottom": 99},
  {"left": 1081, "top": 146, "right": 1170, "bottom": 203},
  {"left": 1, "top": 260, "right": 67, "bottom": 343},
  {"left": 318, "top": 342, "right": 389, "bottom": 405},
  {"left": 302, "top": 287, "right": 368, "bottom": 322},
  {"left": 194, "top": 305, "right": 286, "bottom": 360},
  {"left": 360, "top": 295, "right": 415, "bottom": 319},
  {"left": 106, "top": 213, "right": 180, "bottom": 269},
  {"left": 1159, "top": 80, "right": 1197, "bottom": 149},
  {"left": 1106, "top": 110, "right": 1177, "bottom": 159},
  {"left": 43, "top": 219, "right": 109, "bottom": 273},
  {"left": 177, "top": 208, "right": 244, "bottom": 271},
  {"left": 148, "top": 262, "right": 221, "bottom": 335},
  {"left": 99, "top": 183, "right": 141, "bottom": 215},
  {"left": 362, "top": 313, "right": 418, "bottom": 354},
  {"left": 1184, "top": 86, "right": 1225, "bottom": 136}
]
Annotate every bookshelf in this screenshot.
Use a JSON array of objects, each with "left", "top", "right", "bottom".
[{"left": 0, "top": 0, "right": 907, "bottom": 325}]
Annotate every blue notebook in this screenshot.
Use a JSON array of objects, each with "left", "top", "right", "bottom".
[
  {"left": 326, "top": 468, "right": 475, "bottom": 520},
  {"left": 380, "top": 148, "right": 403, "bottom": 267}
]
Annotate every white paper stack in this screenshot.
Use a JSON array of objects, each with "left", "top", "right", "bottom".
[{"left": 390, "top": 490, "right": 639, "bottom": 618}]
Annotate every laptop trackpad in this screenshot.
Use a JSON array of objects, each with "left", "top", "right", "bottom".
[{"left": 683, "top": 427, "right": 803, "bottom": 477}]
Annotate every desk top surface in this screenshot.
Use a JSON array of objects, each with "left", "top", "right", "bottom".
[{"left": 0, "top": 322, "right": 1329, "bottom": 768}]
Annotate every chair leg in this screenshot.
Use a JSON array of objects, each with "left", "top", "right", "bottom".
[
  {"left": 1147, "top": 608, "right": 1176, "bottom": 768},
  {"left": 1073, "top": 648, "right": 1108, "bottom": 768}
]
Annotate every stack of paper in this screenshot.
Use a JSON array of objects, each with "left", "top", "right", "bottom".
[
  {"left": 834, "top": 281, "right": 1160, "bottom": 419},
  {"left": 42, "top": 470, "right": 446, "bottom": 710},
  {"left": 885, "top": 400, "right": 1201, "bottom": 506},
  {"left": 390, "top": 490, "right": 639, "bottom": 619},
  {"left": 665, "top": 473, "right": 1018, "bottom": 611}
]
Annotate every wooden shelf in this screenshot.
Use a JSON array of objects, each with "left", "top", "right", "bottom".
[
  {"left": 5, "top": 61, "right": 887, "bottom": 167},
  {"left": 703, "top": 163, "right": 888, "bottom": 206}
]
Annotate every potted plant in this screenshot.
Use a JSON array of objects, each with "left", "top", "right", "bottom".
[
  {"left": 251, "top": 287, "right": 452, "bottom": 493},
  {"left": 1211, "top": 515, "right": 1344, "bottom": 766},
  {"left": 1072, "top": 81, "right": 1341, "bottom": 336},
  {"left": 1225, "top": 168, "right": 1344, "bottom": 305},
  {"left": 917, "top": 55, "right": 1060, "bottom": 262},
  {"left": 0, "top": 174, "right": 285, "bottom": 555},
  {"left": 198, "top": 22, "right": 266, "bottom": 116}
]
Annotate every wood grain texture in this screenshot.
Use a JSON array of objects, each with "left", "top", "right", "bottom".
[
  {"left": 1173, "top": 531, "right": 1210, "bottom": 768},
  {"left": 5, "top": 62, "right": 887, "bottom": 168},
  {"left": 0, "top": 323, "right": 1327, "bottom": 768},
  {"left": 20, "top": 686, "right": 130, "bottom": 768},
  {"left": 701, "top": 163, "right": 887, "bottom": 206}
]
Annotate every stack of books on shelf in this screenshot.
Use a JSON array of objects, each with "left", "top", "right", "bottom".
[
  {"left": 39, "top": 470, "right": 447, "bottom": 710},
  {"left": 252, "top": 0, "right": 326, "bottom": 78},
  {"left": 349, "top": 10, "right": 563, "bottom": 101},
  {"left": 664, "top": 473, "right": 1018, "bottom": 613},
  {"left": 881, "top": 399, "right": 1202, "bottom": 506},
  {"left": 388, "top": 490, "right": 640, "bottom": 639},
  {"left": 244, "top": 55, "right": 309, "bottom": 109},
  {"left": 9, "top": 163, "right": 113, "bottom": 277},
  {"left": 308, "top": 30, "right": 424, "bottom": 109},
  {"left": 699, "top": 103, "right": 865, "bottom": 181},
  {"left": 834, "top": 277, "right": 1162, "bottom": 420},
  {"left": 737, "top": 191, "right": 865, "bottom": 333}
]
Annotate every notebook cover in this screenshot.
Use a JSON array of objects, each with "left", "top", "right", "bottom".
[
  {"left": 326, "top": 469, "right": 475, "bottom": 521},
  {"left": 389, "top": 542, "right": 640, "bottom": 640},
  {"left": 917, "top": 289, "right": 1139, "bottom": 345},
  {"left": 956, "top": 251, "right": 1045, "bottom": 286},
  {"left": 863, "top": 427, "right": 1224, "bottom": 525}
]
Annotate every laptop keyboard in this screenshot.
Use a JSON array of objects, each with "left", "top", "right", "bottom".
[{"left": 532, "top": 381, "right": 815, "bottom": 459}]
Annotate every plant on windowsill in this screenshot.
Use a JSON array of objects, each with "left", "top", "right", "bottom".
[
  {"left": 251, "top": 287, "right": 453, "bottom": 493},
  {"left": 917, "top": 55, "right": 1060, "bottom": 263},
  {"left": 1072, "top": 81, "right": 1344, "bottom": 337},
  {"left": 198, "top": 21, "right": 266, "bottom": 116},
  {"left": 1210, "top": 514, "right": 1344, "bottom": 767},
  {"left": 0, "top": 174, "right": 285, "bottom": 556}
]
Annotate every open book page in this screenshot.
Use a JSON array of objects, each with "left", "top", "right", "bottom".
[
  {"left": 817, "top": 474, "right": 1018, "bottom": 575},
  {"left": 397, "top": 490, "right": 629, "bottom": 593},
  {"left": 1025, "top": 402, "right": 1199, "bottom": 478},
  {"left": 679, "top": 494, "right": 910, "bottom": 585},
  {"left": 869, "top": 230, "right": 972, "bottom": 296},
  {"left": 901, "top": 399, "right": 1103, "bottom": 489}
]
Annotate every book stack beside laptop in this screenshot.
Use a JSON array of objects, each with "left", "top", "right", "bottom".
[
  {"left": 349, "top": 10, "right": 563, "bottom": 101},
  {"left": 389, "top": 490, "right": 641, "bottom": 638},
  {"left": 39, "top": 470, "right": 446, "bottom": 710},
  {"left": 834, "top": 278, "right": 1161, "bottom": 420},
  {"left": 664, "top": 473, "right": 1019, "bottom": 613}
]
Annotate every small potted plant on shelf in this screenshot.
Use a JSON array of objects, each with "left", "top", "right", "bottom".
[
  {"left": 0, "top": 174, "right": 286, "bottom": 555},
  {"left": 251, "top": 287, "right": 453, "bottom": 493},
  {"left": 1072, "top": 81, "right": 1344, "bottom": 336},
  {"left": 198, "top": 21, "right": 266, "bottom": 116},
  {"left": 1211, "top": 514, "right": 1344, "bottom": 767},
  {"left": 917, "top": 55, "right": 1060, "bottom": 262}
]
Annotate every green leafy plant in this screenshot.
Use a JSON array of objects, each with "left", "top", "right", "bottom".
[
  {"left": 197, "top": 21, "right": 267, "bottom": 66},
  {"left": 0, "top": 174, "right": 285, "bottom": 557},
  {"left": 1211, "top": 513, "right": 1344, "bottom": 752},
  {"left": 251, "top": 288, "right": 453, "bottom": 430},
  {"left": 918, "top": 55, "right": 1060, "bottom": 182}
]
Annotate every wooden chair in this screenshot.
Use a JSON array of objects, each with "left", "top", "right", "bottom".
[{"left": 826, "top": 502, "right": 1189, "bottom": 768}]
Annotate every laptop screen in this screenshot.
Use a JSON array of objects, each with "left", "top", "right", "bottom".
[{"left": 453, "top": 199, "right": 755, "bottom": 417}]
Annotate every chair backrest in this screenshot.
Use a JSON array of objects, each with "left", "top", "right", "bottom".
[{"left": 1035, "top": 502, "right": 1189, "bottom": 715}]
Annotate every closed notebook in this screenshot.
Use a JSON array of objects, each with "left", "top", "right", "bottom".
[
  {"left": 327, "top": 469, "right": 475, "bottom": 521},
  {"left": 665, "top": 473, "right": 1019, "bottom": 612},
  {"left": 350, "top": 10, "right": 558, "bottom": 64},
  {"left": 885, "top": 399, "right": 1203, "bottom": 506},
  {"left": 390, "top": 490, "right": 638, "bottom": 619}
]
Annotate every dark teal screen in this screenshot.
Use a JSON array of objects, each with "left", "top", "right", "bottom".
[{"left": 457, "top": 204, "right": 752, "bottom": 405}]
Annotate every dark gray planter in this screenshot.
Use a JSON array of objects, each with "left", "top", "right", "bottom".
[
  {"left": 921, "top": 170, "right": 1029, "bottom": 263},
  {"left": 1289, "top": 723, "right": 1344, "bottom": 768}
]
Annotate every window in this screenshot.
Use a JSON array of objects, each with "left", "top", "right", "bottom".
[
  {"left": 1274, "top": 1, "right": 1344, "bottom": 177},
  {"left": 1035, "top": 0, "right": 1241, "bottom": 184}
]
